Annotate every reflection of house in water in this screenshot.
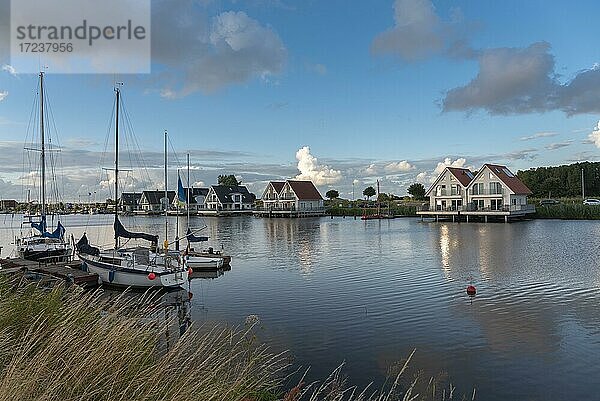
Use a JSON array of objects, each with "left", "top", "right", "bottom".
[{"left": 263, "top": 219, "right": 321, "bottom": 275}]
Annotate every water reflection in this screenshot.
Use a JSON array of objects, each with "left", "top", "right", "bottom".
[{"left": 2, "top": 216, "right": 600, "bottom": 400}]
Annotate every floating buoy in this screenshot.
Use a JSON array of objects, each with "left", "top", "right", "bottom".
[
  {"left": 188, "top": 292, "right": 193, "bottom": 300},
  {"left": 466, "top": 285, "right": 477, "bottom": 296},
  {"left": 187, "top": 267, "right": 193, "bottom": 276},
  {"left": 147, "top": 272, "right": 156, "bottom": 281}
]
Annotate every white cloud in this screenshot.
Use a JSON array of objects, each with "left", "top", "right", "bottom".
[
  {"left": 0, "top": 91, "right": 7, "bottom": 102},
  {"left": 2, "top": 64, "right": 17, "bottom": 76},
  {"left": 295, "top": 146, "right": 342, "bottom": 185},
  {"left": 589, "top": 121, "right": 600, "bottom": 148},
  {"left": 384, "top": 160, "right": 415, "bottom": 173},
  {"left": 192, "top": 181, "right": 206, "bottom": 187},
  {"left": 416, "top": 157, "right": 469, "bottom": 184},
  {"left": 519, "top": 132, "right": 557, "bottom": 141},
  {"left": 364, "top": 164, "right": 378, "bottom": 175},
  {"left": 352, "top": 179, "right": 360, "bottom": 185}
]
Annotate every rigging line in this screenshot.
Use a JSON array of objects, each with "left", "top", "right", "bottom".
[{"left": 45, "top": 86, "right": 66, "bottom": 207}]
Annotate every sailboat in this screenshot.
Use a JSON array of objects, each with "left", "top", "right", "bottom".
[
  {"left": 76, "top": 86, "right": 189, "bottom": 288},
  {"left": 15, "top": 72, "right": 72, "bottom": 261},
  {"left": 179, "top": 153, "right": 224, "bottom": 269},
  {"left": 361, "top": 179, "right": 394, "bottom": 220}
]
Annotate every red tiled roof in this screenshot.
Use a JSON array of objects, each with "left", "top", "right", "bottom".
[
  {"left": 270, "top": 181, "right": 285, "bottom": 193},
  {"left": 484, "top": 164, "right": 532, "bottom": 195},
  {"left": 287, "top": 180, "right": 323, "bottom": 200},
  {"left": 447, "top": 167, "right": 475, "bottom": 187}
]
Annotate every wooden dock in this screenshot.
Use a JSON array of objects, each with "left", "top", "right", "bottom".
[{"left": 0, "top": 258, "right": 99, "bottom": 289}]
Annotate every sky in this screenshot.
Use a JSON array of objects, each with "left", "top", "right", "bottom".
[{"left": 0, "top": 0, "right": 600, "bottom": 202}]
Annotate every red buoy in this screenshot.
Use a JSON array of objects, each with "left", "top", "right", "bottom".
[
  {"left": 466, "top": 285, "right": 477, "bottom": 296},
  {"left": 147, "top": 272, "right": 156, "bottom": 281},
  {"left": 187, "top": 267, "right": 193, "bottom": 276}
]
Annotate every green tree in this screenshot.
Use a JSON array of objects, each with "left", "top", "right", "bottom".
[
  {"left": 217, "top": 174, "right": 241, "bottom": 186},
  {"left": 407, "top": 183, "right": 426, "bottom": 200},
  {"left": 325, "top": 189, "right": 339, "bottom": 200},
  {"left": 377, "top": 193, "right": 392, "bottom": 202},
  {"left": 363, "top": 186, "right": 376, "bottom": 200}
]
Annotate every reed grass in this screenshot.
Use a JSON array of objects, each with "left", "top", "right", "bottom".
[
  {"left": 0, "top": 277, "right": 469, "bottom": 401},
  {"left": 534, "top": 204, "right": 600, "bottom": 220}
]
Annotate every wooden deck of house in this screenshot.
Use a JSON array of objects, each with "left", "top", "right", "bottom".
[
  {"left": 417, "top": 204, "right": 536, "bottom": 222},
  {"left": 253, "top": 207, "right": 326, "bottom": 218}
]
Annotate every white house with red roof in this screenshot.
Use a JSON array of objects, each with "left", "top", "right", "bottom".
[
  {"left": 420, "top": 164, "right": 535, "bottom": 221},
  {"left": 257, "top": 180, "right": 324, "bottom": 217},
  {"left": 425, "top": 167, "right": 476, "bottom": 211},
  {"left": 467, "top": 164, "right": 533, "bottom": 211}
]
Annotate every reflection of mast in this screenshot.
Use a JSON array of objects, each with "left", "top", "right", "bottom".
[{"left": 376, "top": 179, "right": 380, "bottom": 216}]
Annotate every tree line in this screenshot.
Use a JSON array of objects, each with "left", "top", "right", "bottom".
[{"left": 517, "top": 161, "right": 600, "bottom": 198}]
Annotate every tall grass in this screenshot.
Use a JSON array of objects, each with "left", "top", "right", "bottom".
[
  {"left": 0, "top": 278, "right": 468, "bottom": 401},
  {"left": 0, "top": 278, "right": 286, "bottom": 401},
  {"left": 534, "top": 204, "right": 600, "bottom": 220}
]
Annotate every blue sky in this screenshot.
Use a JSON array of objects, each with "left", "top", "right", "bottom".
[{"left": 0, "top": 0, "right": 599, "bottom": 201}]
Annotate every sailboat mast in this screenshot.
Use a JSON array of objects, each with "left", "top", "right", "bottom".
[
  {"left": 114, "top": 87, "right": 120, "bottom": 249},
  {"left": 164, "top": 131, "right": 168, "bottom": 247},
  {"left": 39, "top": 72, "right": 46, "bottom": 217},
  {"left": 187, "top": 153, "right": 190, "bottom": 221}
]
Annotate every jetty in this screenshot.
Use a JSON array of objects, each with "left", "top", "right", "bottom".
[{"left": 0, "top": 258, "right": 99, "bottom": 289}]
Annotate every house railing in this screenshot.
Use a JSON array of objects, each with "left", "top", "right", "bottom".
[
  {"left": 470, "top": 188, "right": 505, "bottom": 195},
  {"left": 255, "top": 206, "right": 326, "bottom": 212},
  {"left": 434, "top": 189, "right": 462, "bottom": 196},
  {"left": 418, "top": 204, "right": 536, "bottom": 213}
]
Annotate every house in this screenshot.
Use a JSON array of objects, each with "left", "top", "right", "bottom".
[
  {"left": 204, "top": 185, "right": 254, "bottom": 212},
  {"left": 419, "top": 164, "right": 535, "bottom": 222},
  {"left": 467, "top": 164, "right": 533, "bottom": 211},
  {"left": 172, "top": 187, "right": 209, "bottom": 211},
  {"left": 119, "top": 192, "right": 141, "bottom": 213},
  {"left": 257, "top": 180, "right": 325, "bottom": 217},
  {"left": 261, "top": 181, "right": 286, "bottom": 210},
  {"left": 425, "top": 167, "right": 475, "bottom": 211},
  {"left": 139, "top": 190, "right": 175, "bottom": 212}
]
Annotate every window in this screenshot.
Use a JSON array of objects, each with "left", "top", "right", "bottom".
[
  {"left": 503, "top": 168, "right": 514, "bottom": 177},
  {"left": 490, "top": 182, "right": 502, "bottom": 194},
  {"left": 490, "top": 199, "right": 502, "bottom": 210},
  {"left": 451, "top": 184, "right": 460, "bottom": 196},
  {"left": 472, "top": 183, "right": 483, "bottom": 195}
]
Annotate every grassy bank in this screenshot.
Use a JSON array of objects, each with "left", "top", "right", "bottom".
[
  {"left": 0, "top": 278, "right": 465, "bottom": 401},
  {"left": 327, "top": 205, "right": 418, "bottom": 217},
  {"left": 533, "top": 204, "right": 600, "bottom": 220}
]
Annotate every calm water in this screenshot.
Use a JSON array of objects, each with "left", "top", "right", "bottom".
[{"left": 1, "top": 214, "right": 600, "bottom": 400}]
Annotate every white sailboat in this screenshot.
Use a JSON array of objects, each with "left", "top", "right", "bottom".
[
  {"left": 16, "top": 72, "right": 72, "bottom": 262},
  {"left": 179, "top": 153, "right": 224, "bottom": 269},
  {"left": 76, "top": 86, "right": 189, "bottom": 289}
]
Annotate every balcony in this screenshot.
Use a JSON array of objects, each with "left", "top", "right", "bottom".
[
  {"left": 434, "top": 189, "right": 463, "bottom": 197},
  {"left": 470, "top": 188, "right": 504, "bottom": 195}
]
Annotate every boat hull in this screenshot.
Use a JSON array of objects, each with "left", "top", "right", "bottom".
[
  {"left": 186, "top": 256, "right": 224, "bottom": 269},
  {"left": 20, "top": 248, "right": 71, "bottom": 262},
  {"left": 79, "top": 255, "right": 188, "bottom": 289}
]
